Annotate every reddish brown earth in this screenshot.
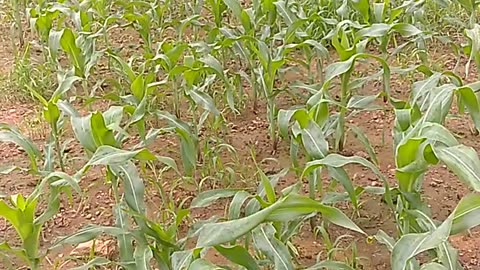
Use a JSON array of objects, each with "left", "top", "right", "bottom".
[{"left": 0, "top": 16, "right": 479, "bottom": 270}]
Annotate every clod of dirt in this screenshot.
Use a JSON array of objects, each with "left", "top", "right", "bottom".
[
  {"left": 354, "top": 151, "right": 368, "bottom": 159},
  {"left": 70, "top": 239, "right": 116, "bottom": 258}
]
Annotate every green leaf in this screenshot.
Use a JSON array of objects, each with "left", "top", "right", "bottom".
[
  {"left": 301, "top": 40, "right": 329, "bottom": 59},
  {"left": 114, "top": 204, "right": 134, "bottom": 269},
  {"left": 222, "top": 0, "right": 243, "bottom": 21},
  {"left": 223, "top": 0, "right": 251, "bottom": 30},
  {"left": 267, "top": 194, "right": 365, "bottom": 235},
  {"left": 465, "top": 24, "right": 480, "bottom": 77},
  {"left": 420, "top": 263, "right": 448, "bottom": 270},
  {"left": 396, "top": 138, "right": 425, "bottom": 168},
  {"left": 0, "top": 242, "right": 28, "bottom": 263},
  {"left": 196, "top": 200, "right": 280, "bottom": 247},
  {"left": 303, "top": 154, "right": 384, "bottom": 181},
  {"left": 252, "top": 223, "right": 294, "bottom": 270},
  {"left": 133, "top": 242, "right": 152, "bottom": 270},
  {"left": 349, "top": 125, "right": 378, "bottom": 165},
  {"left": 278, "top": 108, "right": 308, "bottom": 138},
  {"left": 214, "top": 245, "right": 260, "bottom": 270},
  {"left": 308, "top": 53, "right": 391, "bottom": 107},
  {"left": 418, "top": 123, "right": 459, "bottom": 147},
  {"left": 406, "top": 210, "right": 457, "bottom": 270},
  {"left": 0, "top": 124, "right": 41, "bottom": 171},
  {"left": 108, "top": 53, "right": 136, "bottom": 82},
  {"left": 60, "top": 28, "right": 85, "bottom": 77},
  {"left": 259, "top": 169, "right": 276, "bottom": 204},
  {"left": 154, "top": 110, "right": 196, "bottom": 176},
  {"left": 52, "top": 73, "right": 82, "bottom": 101},
  {"left": 179, "top": 136, "right": 197, "bottom": 177},
  {"left": 52, "top": 225, "right": 126, "bottom": 249},
  {"left": 190, "top": 189, "right": 240, "bottom": 208},
  {"left": 200, "top": 55, "right": 226, "bottom": 81},
  {"left": 189, "top": 259, "right": 224, "bottom": 270},
  {"left": 111, "top": 162, "right": 146, "bottom": 213},
  {"left": 87, "top": 146, "right": 156, "bottom": 166},
  {"left": 103, "top": 106, "right": 125, "bottom": 129},
  {"left": 188, "top": 88, "right": 220, "bottom": 116},
  {"left": 301, "top": 121, "right": 329, "bottom": 159},
  {"left": 131, "top": 75, "right": 146, "bottom": 101},
  {"left": 391, "top": 23, "right": 422, "bottom": 37},
  {"left": 172, "top": 250, "right": 193, "bottom": 270},
  {"left": 336, "top": 0, "right": 349, "bottom": 17},
  {"left": 357, "top": 23, "right": 391, "bottom": 38},
  {"left": 91, "top": 112, "right": 117, "bottom": 148},
  {"left": 71, "top": 257, "right": 111, "bottom": 270},
  {"left": 375, "top": 230, "right": 396, "bottom": 251},
  {"left": 57, "top": 100, "right": 80, "bottom": 117},
  {"left": 304, "top": 154, "right": 393, "bottom": 207},
  {"left": 228, "top": 191, "right": 251, "bottom": 220},
  {"left": 128, "top": 97, "right": 147, "bottom": 133},
  {"left": 456, "top": 0, "right": 475, "bottom": 12},
  {"left": 155, "top": 156, "right": 179, "bottom": 173},
  {"left": 306, "top": 260, "right": 355, "bottom": 270},
  {"left": 43, "top": 101, "right": 60, "bottom": 127},
  {"left": 347, "top": 95, "right": 378, "bottom": 110},
  {"left": 352, "top": 0, "right": 370, "bottom": 23},
  {"left": 376, "top": 229, "right": 423, "bottom": 270},
  {"left": 437, "top": 242, "right": 461, "bottom": 270},
  {"left": 327, "top": 167, "right": 359, "bottom": 208},
  {"left": 421, "top": 85, "right": 455, "bottom": 124},
  {"left": 457, "top": 86, "right": 480, "bottom": 131},
  {"left": 411, "top": 73, "right": 442, "bottom": 110},
  {"left": 434, "top": 145, "right": 480, "bottom": 192},
  {"left": 40, "top": 171, "right": 82, "bottom": 196},
  {"left": 373, "top": 2, "right": 385, "bottom": 22},
  {"left": 274, "top": 0, "right": 297, "bottom": 26},
  {"left": 391, "top": 216, "right": 453, "bottom": 270},
  {"left": 452, "top": 193, "right": 480, "bottom": 234},
  {"left": 71, "top": 114, "right": 97, "bottom": 153},
  {"left": 0, "top": 201, "right": 23, "bottom": 238},
  {"left": 48, "top": 29, "right": 64, "bottom": 60}
]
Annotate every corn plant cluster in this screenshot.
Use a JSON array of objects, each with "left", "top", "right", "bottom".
[{"left": 2, "top": 0, "right": 480, "bottom": 269}]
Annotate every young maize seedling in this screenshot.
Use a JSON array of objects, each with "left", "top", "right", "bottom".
[{"left": 0, "top": 171, "right": 82, "bottom": 270}]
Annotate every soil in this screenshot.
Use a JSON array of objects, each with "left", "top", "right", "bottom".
[{"left": 0, "top": 10, "right": 479, "bottom": 270}]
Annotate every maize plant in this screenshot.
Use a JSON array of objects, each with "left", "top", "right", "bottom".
[{"left": 0, "top": 172, "right": 81, "bottom": 270}]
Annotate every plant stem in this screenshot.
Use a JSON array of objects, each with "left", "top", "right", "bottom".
[
  {"left": 336, "top": 72, "right": 351, "bottom": 152},
  {"left": 268, "top": 101, "right": 278, "bottom": 151},
  {"left": 251, "top": 64, "right": 258, "bottom": 112},
  {"left": 173, "top": 80, "right": 180, "bottom": 118},
  {"left": 469, "top": 11, "right": 476, "bottom": 29},
  {"left": 11, "top": 0, "right": 24, "bottom": 47},
  {"left": 308, "top": 169, "right": 319, "bottom": 231},
  {"left": 318, "top": 58, "right": 324, "bottom": 85},
  {"left": 82, "top": 79, "right": 93, "bottom": 111},
  {"left": 52, "top": 125, "right": 65, "bottom": 172}
]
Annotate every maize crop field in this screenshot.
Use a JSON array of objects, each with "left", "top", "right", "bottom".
[{"left": 1, "top": 0, "right": 480, "bottom": 269}]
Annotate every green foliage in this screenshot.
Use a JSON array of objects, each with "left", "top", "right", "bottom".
[
  {"left": 2, "top": 0, "right": 480, "bottom": 269},
  {"left": 0, "top": 171, "right": 82, "bottom": 269}
]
